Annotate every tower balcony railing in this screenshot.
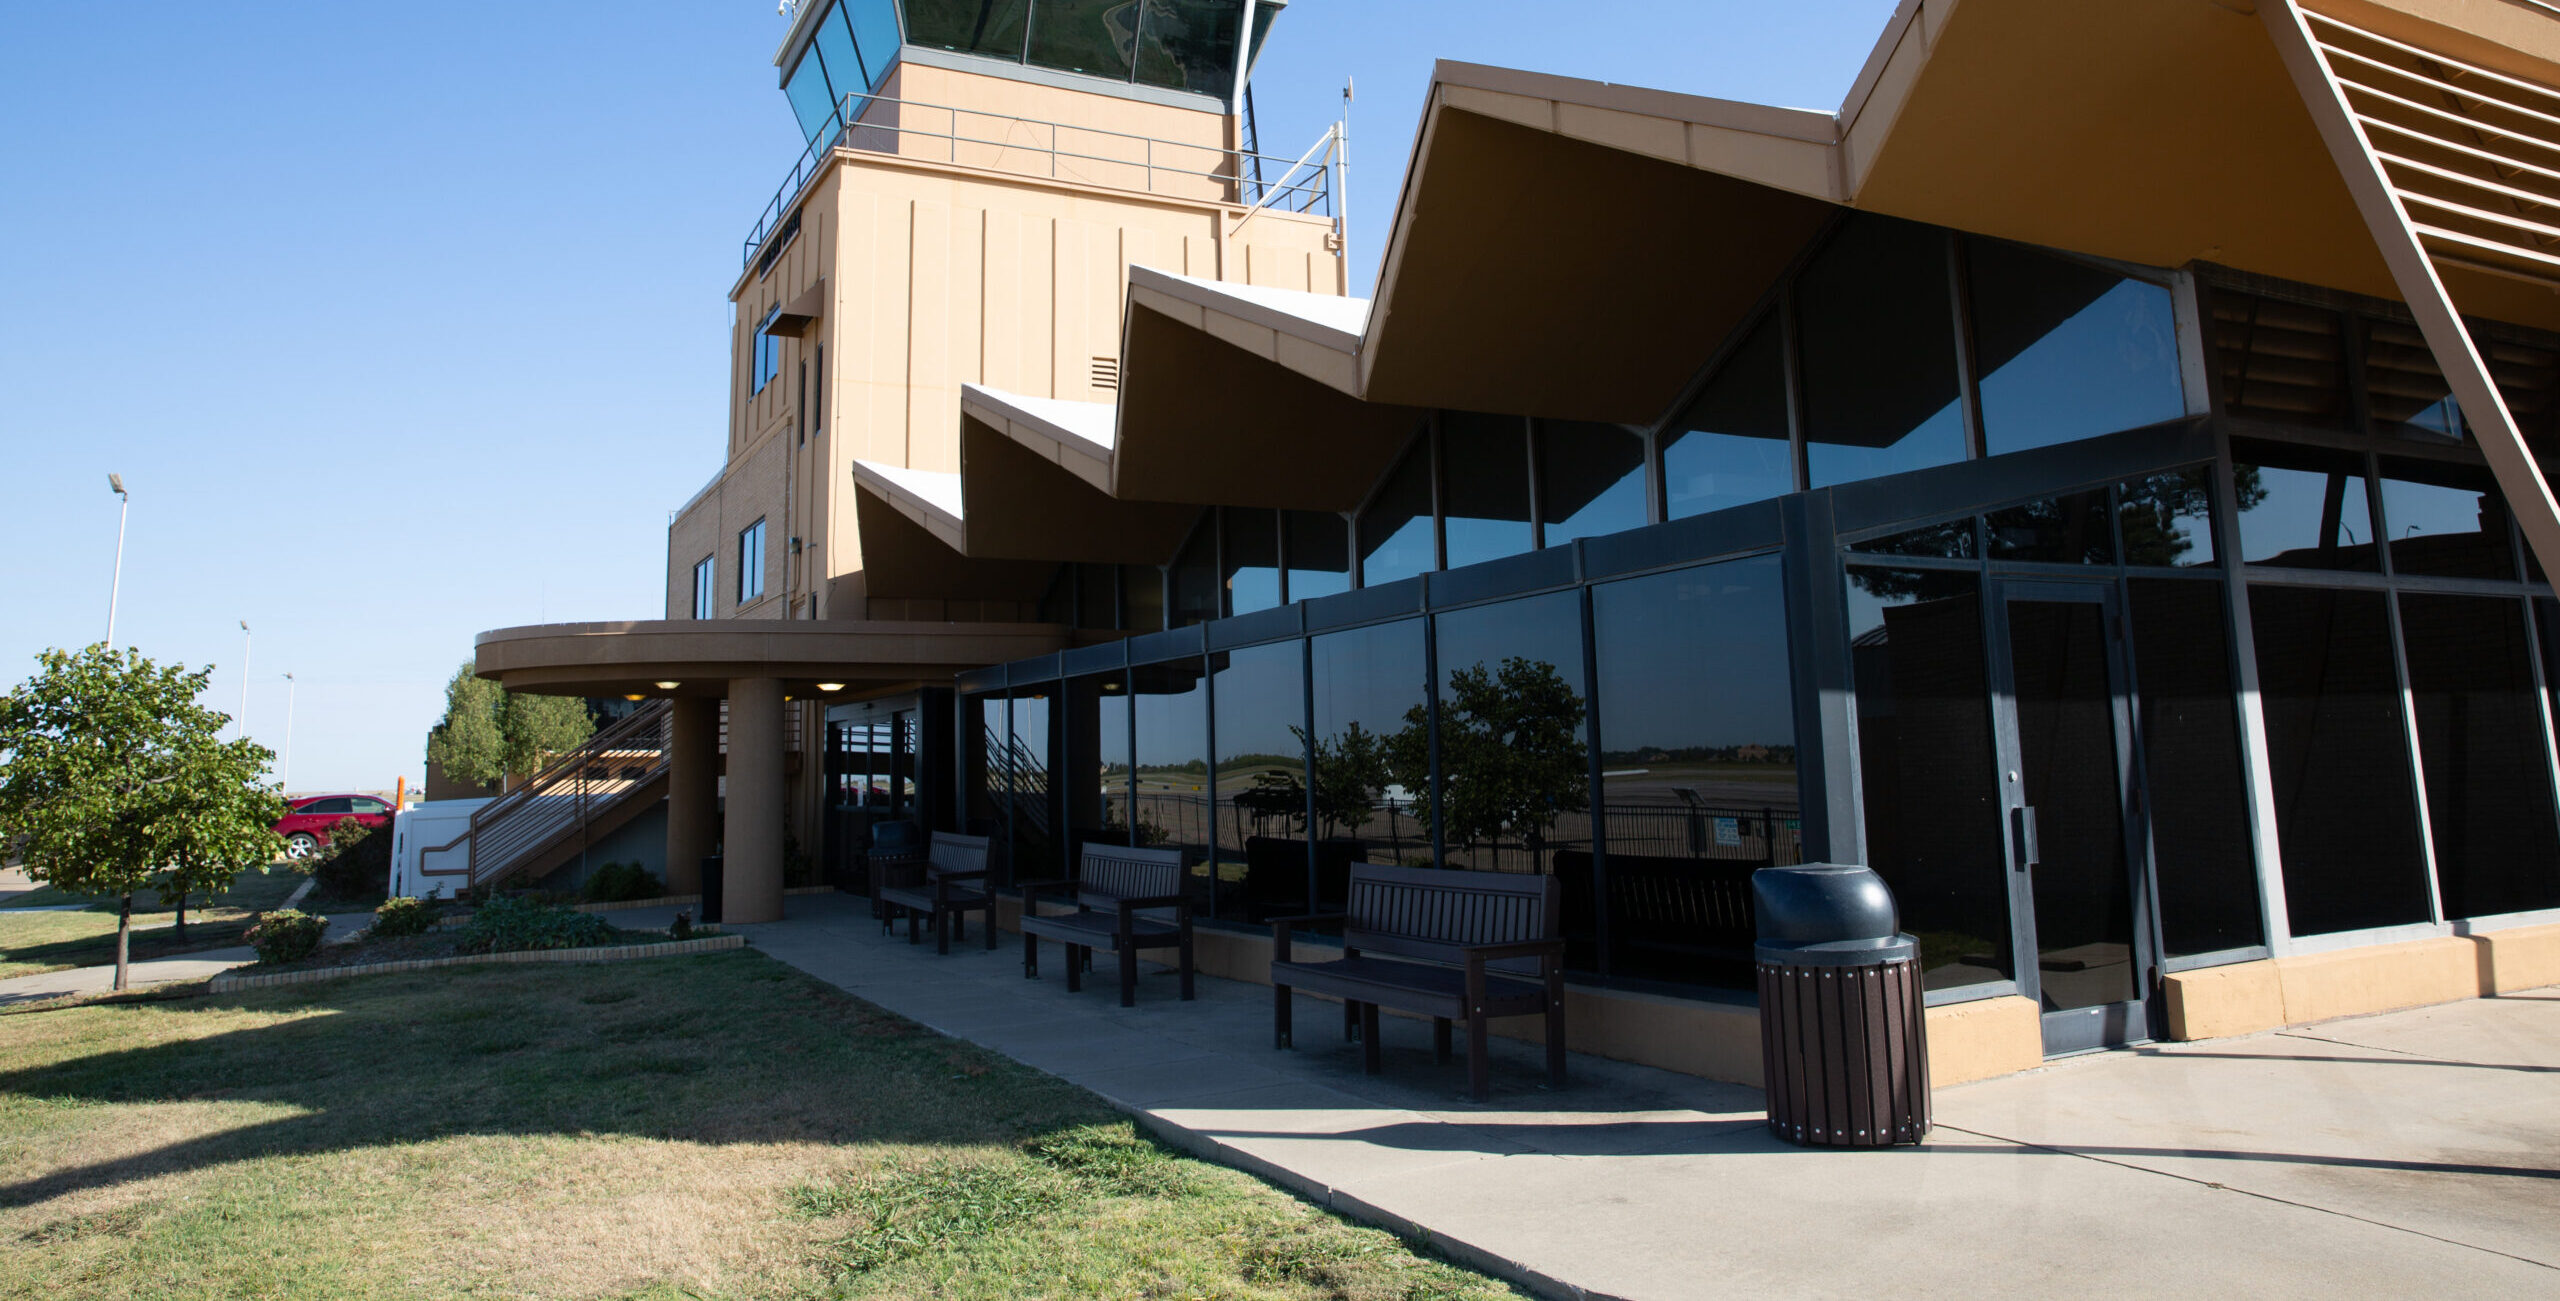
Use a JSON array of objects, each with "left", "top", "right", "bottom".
[{"left": 744, "top": 90, "right": 1336, "bottom": 267}]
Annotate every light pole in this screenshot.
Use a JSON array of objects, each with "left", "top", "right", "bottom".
[
  {"left": 105, "top": 474, "right": 129, "bottom": 647},
  {"left": 237, "top": 620, "right": 252, "bottom": 739},
  {"left": 280, "top": 672, "right": 297, "bottom": 793}
]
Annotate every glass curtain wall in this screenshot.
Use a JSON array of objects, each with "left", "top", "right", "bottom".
[
  {"left": 1062, "top": 673, "right": 1132, "bottom": 866},
  {"left": 1308, "top": 619, "right": 1431, "bottom": 901},
  {"left": 906, "top": 0, "right": 1251, "bottom": 96},
  {"left": 1441, "top": 412, "right": 1534, "bottom": 568},
  {"left": 782, "top": 0, "right": 903, "bottom": 145},
  {"left": 1429, "top": 591, "right": 1590, "bottom": 878},
  {"left": 1005, "top": 686, "right": 1058, "bottom": 885},
  {"left": 1211, "top": 641, "right": 1309, "bottom": 922},
  {"left": 1131, "top": 657, "right": 1211, "bottom": 897},
  {"left": 1539, "top": 420, "right": 1648, "bottom": 545}
]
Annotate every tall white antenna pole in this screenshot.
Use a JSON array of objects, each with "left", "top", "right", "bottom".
[
  {"left": 1337, "top": 79, "right": 1353, "bottom": 295},
  {"left": 238, "top": 620, "right": 252, "bottom": 739},
  {"left": 105, "top": 474, "right": 129, "bottom": 647},
  {"left": 281, "top": 672, "right": 297, "bottom": 792}
]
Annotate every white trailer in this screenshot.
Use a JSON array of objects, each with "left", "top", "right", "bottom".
[{"left": 389, "top": 799, "right": 490, "bottom": 900}]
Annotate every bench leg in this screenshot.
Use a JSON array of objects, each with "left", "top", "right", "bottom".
[
  {"left": 935, "top": 907, "right": 951, "bottom": 956},
  {"left": 905, "top": 909, "right": 920, "bottom": 945},
  {"left": 1119, "top": 944, "right": 1138, "bottom": 1008},
  {"left": 983, "top": 906, "right": 998, "bottom": 951},
  {"left": 1066, "top": 944, "right": 1083, "bottom": 993},
  {"left": 1546, "top": 975, "right": 1569, "bottom": 1091},
  {"left": 1275, "top": 983, "right": 1293, "bottom": 1048},
  {"left": 1024, "top": 929, "right": 1038, "bottom": 979},
  {"left": 1467, "top": 1012, "right": 1491, "bottom": 1102},
  {"left": 1360, "top": 1003, "right": 1382, "bottom": 1075},
  {"left": 1177, "top": 931, "right": 1195, "bottom": 1001},
  {"left": 1344, "top": 998, "right": 1360, "bottom": 1043},
  {"left": 1433, "top": 1017, "right": 1452, "bottom": 1065}
]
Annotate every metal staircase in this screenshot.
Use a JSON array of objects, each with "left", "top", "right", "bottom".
[
  {"left": 987, "top": 723, "right": 1054, "bottom": 843},
  {"left": 421, "top": 700, "right": 674, "bottom": 892}
]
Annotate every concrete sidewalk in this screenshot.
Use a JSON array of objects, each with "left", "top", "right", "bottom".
[
  {"left": 0, "top": 910, "right": 374, "bottom": 1008},
  {"left": 641, "top": 895, "right": 2558, "bottom": 1298}
]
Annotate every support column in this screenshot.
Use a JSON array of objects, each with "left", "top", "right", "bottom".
[
  {"left": 664, "top": 696, "right": 720, "bottom": 896},
  {"left": 724, "top": 677, "right": 788, "bottom": 923}
]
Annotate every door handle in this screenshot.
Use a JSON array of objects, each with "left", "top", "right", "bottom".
[{"left": 2012, "top": 805, "right": 2040, "bottom": 874}]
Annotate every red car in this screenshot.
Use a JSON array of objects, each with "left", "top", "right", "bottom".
[{"left": 274, "top": 793, "right": 394, "bottom": 860}]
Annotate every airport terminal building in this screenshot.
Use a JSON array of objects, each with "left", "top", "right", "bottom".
[{"left": 472, "top": 0, "right": 2560, "bottom": 1084}]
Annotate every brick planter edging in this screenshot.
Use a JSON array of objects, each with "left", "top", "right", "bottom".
[{"left": 208, "top": 933, "right": 747, "bottom": 992}]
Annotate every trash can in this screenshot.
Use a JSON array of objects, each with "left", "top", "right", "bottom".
[
  {"left": 699, "top": 855, "right": 724, "bottom": 924},
  {"left": 1754, "top": 863, "right": 1929, "bottom": 1147}
]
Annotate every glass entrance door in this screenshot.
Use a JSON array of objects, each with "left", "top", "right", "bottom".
[{"left": 1994, "top": 582, "right": 2158, "bottom": 1055}]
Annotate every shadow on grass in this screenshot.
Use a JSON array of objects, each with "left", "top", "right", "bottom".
[{"left": 0, "top": 949, "right": 1108, "bottom": 1210}]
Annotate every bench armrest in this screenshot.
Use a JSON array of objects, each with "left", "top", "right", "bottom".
[
  {"left": 930, "top": 868, "right": 992, "bottom": 882},
  {"left": 1269, "top": 912, "right": 1347, "bottom": 966},
  {"left": 1460, "top": 938, "right": 1565, "bottom": 964},
  {"left": 1114, "top": 894, "right": 1190, "bottom": 934},
  {"left": 1018, "top": 877, "right": 1078, "bottom": 916}
]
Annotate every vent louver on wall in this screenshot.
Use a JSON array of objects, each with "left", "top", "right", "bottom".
[
  {"left": 1091, "top": 356, "right": 1120, "bottom": 391},
  {"left": 2307, "top": 9, "right": 2560, "bottom": 288}
]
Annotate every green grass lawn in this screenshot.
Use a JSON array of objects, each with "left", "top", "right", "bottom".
[
  {"left": 0, "top": 950, "right": 1522, "bottom": 1300},
  {"left": 0, "top": 870, "right": 309, "bottom": 981}
]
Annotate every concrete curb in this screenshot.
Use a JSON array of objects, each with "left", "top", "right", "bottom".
[
  {"left": 278, "top": 877, "right": 316, "bottom": 911},
  {"left": 206, "top": 933, "right": 746, "bottom": 992}
]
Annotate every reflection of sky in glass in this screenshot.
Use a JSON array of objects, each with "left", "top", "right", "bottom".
[
  {"left": 1229, "top": 569, "right": 1279, "bottom": 615},
  {"left": 846, "top": 0, "right": 902, "bottom": 88},
  {"left": 1362, "top": 515, "right": 1432, "bottom": 586},
  {"left": 2237, "top": 464, "right": 2375, "bottom": 565},
  {"left": 1808, "top": 404, "right": 1966, "bottom": 489},
  {"left": 1978, "top": 281, "right": 2183, "bottom": 456},
  {"left": 1436, "top": 591, "right": 1585, "bottom": 704},
  {"left": 2380, "top": 477, "right": 2491, "bottom": 549},
  {"left": 1545, "top": 467, "right": 1645, "bottom": 545},
  {"left": 1666, "top": 432, "right": 1794, "bottom": 520},
  {"left": 1444, "top": 516, "right": 1532, "bottom": 568},
  {"left": 1214, "top": 641, "right": 1306, "bottom": 761},
  {"left": 1593, "top": 556, "right": 1794, "bottom": 754},
  {"left": 784, "top": 59, "right": 838, "bottom": 143},
  {"left": 1312, "top": 620, "right": 1426, "bottom": 746},
  {"left": 1011, "top": 692, "right": 1050, "bottom": 757},
  {"left": 1134, "top": 670, "right": 1206, "bottom": 771}
]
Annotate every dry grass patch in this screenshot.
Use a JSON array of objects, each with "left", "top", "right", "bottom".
[{"left": 0, "top": 949, "right": 1521, "bottom": 1300}]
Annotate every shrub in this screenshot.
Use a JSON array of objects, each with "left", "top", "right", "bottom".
[
  {"left": 669, "top": 911, "right": 693, "bottom": 941},
  {"left": 312, "top": 817, "right": 391, "bottom": 900},
  {"left": 245, "top": 909, "right": 329, "bottom": 965},
  {"left": 371, "top": 895, "right": 433, "bottom": 938},
  {"left": 581, "top": 861, "right": 659, "bottom": 904},
  {"left": 453, "top": 896, "right": 617, "bottom": 955}
]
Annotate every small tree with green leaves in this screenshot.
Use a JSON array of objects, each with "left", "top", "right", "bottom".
[
  {"left": 0, "top": 646, "right": 285, "bottom": 989},
  {"left": 500, "top": 691, "right": 594, "bottom": 778},
  {"left": 1383, "top": 657, "right": 1589, "bottom": 867},
  {"left": 425, "top": 661, "right": 505, "bottom": 786}
]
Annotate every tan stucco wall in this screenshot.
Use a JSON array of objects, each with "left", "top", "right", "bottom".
[
  {"left": 664, "top": 426, "right": 790, "bottom": 622},
  {"left": 2163, "top": 925, "right": 2560, "bottom": 1041}
]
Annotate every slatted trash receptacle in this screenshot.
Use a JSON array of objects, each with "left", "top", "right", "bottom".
[{"left": 1754, "top": 863, "right": 1929, "bottom": 1147}]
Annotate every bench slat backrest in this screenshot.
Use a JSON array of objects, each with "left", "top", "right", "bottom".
[
  {"left": 928, "top": 832, "right": 990, "bottom": 878},
  {"left": 1076, "top": 843, "right": 1186, "bottom": 906},
  {"left": 1343, "top": 861, "right": 1556, "bottom": 970}
]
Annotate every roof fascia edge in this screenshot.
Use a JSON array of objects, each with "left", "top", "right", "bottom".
[
  {"left": 1125, "top": 265, "right": 1365, "bottom": 354},
  {"left": 1427, "top": 59, "right": 1841, "bottom": 144},
  {"left": 959, "top": 386, "right": 1115, "bottom": 493},
  {"left": 850, "top": 461, "right": 969, "bottom": 553}
]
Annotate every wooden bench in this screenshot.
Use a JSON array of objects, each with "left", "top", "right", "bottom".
[
  {"left": 1554, "top": 850, "right": 1758, "bottom": 983},
  {"left": 1019, "top": 843, "right": 1194, "bottom": 1006},
  {"left": 1270, "top": 862, "right": 1566, "bottom": 1101},
  {"left": 873, "top": 831, "right": 994, "bottom": 955}
]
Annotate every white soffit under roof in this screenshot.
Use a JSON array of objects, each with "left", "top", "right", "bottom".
[
  {"left": 960, "top": 384, "right": 1115, "bottom": 494},
  {"left": 850, "top": 460, "right": 966, "bottom": 551}
]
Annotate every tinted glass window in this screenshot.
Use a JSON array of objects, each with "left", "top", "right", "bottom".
[
  {"left": 693, "top": 556, "right": 715, "bottom": 620},
  {"left": 1539, "top": 420, "right": 1647, "bottom": 545},
  {"left": 1131, "top": 658, "right": 1209, "bottom": 876},
  {"left": 1132, "top": 0, "right": 1240, "bottom": 93},
  {"left": 1212, "top": 641, "right": 1308, "bottom": 922},
  {"left": 1026, "top": 0, "right": 1133, "bottom": 80},
  {"left": 2233, "top": 439, "right": 2378, "bottom": 571},
  {"left": 1124, "top": 563, "right": 1165, "bottom": 633},
  {"left": 1168, "top": 513, "right": 1216, "bottom": 627},
  {"left": 964, "top": 693, "right": 1005, "bottom": 848},
  {"left": 1800, "top": 216, "right": 1968, "bottom": 489},
  {"left": 303, "top": 798, "right": 354, "bottom": 816},
  {"left": 1591, "top": 556, "right": 1799, "bottom": 987},
  {"left": 845, "top": 0, "right": 902, "bottom": 89},
  {"left": 784, "top": 57, "right": 839, "bottom": 144},
  {"left": 1441, "top": 412, "right": 1533, "bottom": 569},
  {"left": 814, "top": 9, "right": 865, "bottom": 103},
  {"left": 1283, "top": 510, "right": 1350, "bottom": 603},
  {"left": 907, "top": 0, "right": 1029, "bottom": 56},
  {"left": 1007, "top": 687, "right": 1059, "bottom": 883},
  {"left": 2400, "top": 593, "right": 2560, "bottom": 919},
  {"left": 1358, "top": 435, "right": 1434, "bottom": 586},
  {"left": 2486, "top": 334, "right": 2560, "bottom": 462},
  {"left": 1847, "top": 518, "right": 1976, "bottom": 560},
  {"left": 2248, "top": 585, "right": 2433, "bottom": 936},
  {"left": 2379, "top": 458, "right": 2515, "bottom": 580},
  {"left": 352, "top": 798, "right": 388, "bottom": 814},
  {"left": 1845, "top": 567, "right": 2010, "bottom": 990},
  {"left": 2362, "top": 318, "right": 2461, "bottom": 442},
  {"left": 1309, "top": 620, "right": 1430, "bottom": 900},
  {"left": 1985, "top": 490, "right": 2115, "bottom": 565},
  {"left": 1430, "top": 592, "right": 1591, "bottom": 884},
  {"left": 1064, "top": 674, "right": 1132, "bottom": 852},
  {"left": 1663, "top": 314, "right": 1795, "bottom": 520},
  {"left": 2119, "top": 467, "right": 2219, "bottom": 568},
  {"left": 1222, "top": 507, "right": 1279, "bottom": 616},
  {"left": 1967, "top": 240, "right": 2183, "bottom": 455},
  {"left": 2128, "top": 579, "right": 2265, "bottom": 956},
  {"left": 2213, "top": 292, "right": 2349, "bottom": 429}
]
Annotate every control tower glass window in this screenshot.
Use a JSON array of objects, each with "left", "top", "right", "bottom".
[
  {"left": 1133, "top": 0, "right": 1243, "bottom": 93},
  {"left": 1028, "top": 0, "right": 1136, "bottom": 81},
  {"left": 908, "top": 0, "right": 1032, "bottom": 58}
]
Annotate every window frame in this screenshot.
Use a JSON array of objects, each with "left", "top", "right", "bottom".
[{"left": 738, "top": 519, "right": 768, "bottom": 604}]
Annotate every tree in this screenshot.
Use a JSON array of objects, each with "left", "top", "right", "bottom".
[
  {"left": 500, "top": 692, "right": 594, "bottom": 779},
  {"left": 0, "top": 646, "right": 285, "bottom": 990},
  {"left": 1383, "top": 657, "right": 1589, "bottom": 864},
  {"left": 425, "top": 662, "right": 505, "bottom": 786}
]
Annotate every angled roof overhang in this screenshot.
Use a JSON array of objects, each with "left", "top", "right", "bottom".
[
  {"left": 848, "top": 466, "right": 1059, "bottom": 603},
  {"left": 1114, "top": 268, "right": 1419, "bottom": 510}
]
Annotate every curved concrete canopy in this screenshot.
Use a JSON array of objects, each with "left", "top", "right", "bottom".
[{"left": 474, "top": 618, "right": 1070, "bottom": 699}]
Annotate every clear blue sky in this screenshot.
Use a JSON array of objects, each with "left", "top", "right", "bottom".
[{"left": 0, "top": 0, "right": 1896, "bottom": 794}]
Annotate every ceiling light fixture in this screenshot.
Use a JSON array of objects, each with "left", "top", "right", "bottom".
[
  {"left": 654, "top": 681, "right": 681, "bottom": 690},
  {"left": 816, "top": 682, "right": 846, "bottom": 692}
]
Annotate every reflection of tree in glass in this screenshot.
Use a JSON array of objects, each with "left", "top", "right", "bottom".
[
  {"left": 1384, "top": 658, "right": 1589, "bottom": 863},
  {"left": 2119, "top": 465, "right": 2260, "bottom": 566},
  {"left": 1236, "top": 722, "right": 1390, "bottom": 840}
]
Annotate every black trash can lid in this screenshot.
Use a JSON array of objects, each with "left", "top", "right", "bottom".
[
  {"left": 1755, "top": 934, "right": 1919, "bottom": 967},
  {"left": 1754, "top": 862, "right": 1918, "bottom": 966}
]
